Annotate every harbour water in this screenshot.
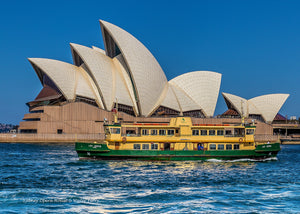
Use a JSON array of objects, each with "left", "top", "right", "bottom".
[{"left": 1, "top": 143, "right": 300, "bottom": 213}]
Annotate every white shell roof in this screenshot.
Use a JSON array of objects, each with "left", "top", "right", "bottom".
[
  {"left": 170, "top": 71, "right": 222, "bottom": 117},
  {"left": 222, "top": 92, "right": 289, "bottom": 122},
  {"left": 100, "top": 20, "right": 167, "bottom": 116},
  {"left": 170, "top": 83, "right": 200, "bottom": 112},
  {"left": 113, "top": 56, "right": 139, "bottom": 115},
  {"left": 149, "top": 83, "right": 180, "bottom": 114},
  {"left": 77, "top": 65, "right": 104, "bottom": 108},
  {"left": 92, "top": 46, "right": 106, "bottom": 54},
  {"left": 249, "top": 94, "right": 289, "bottom": 122},
  {"left": 28, "top": 20, "right": 291, "bottom": 121},
  {"left": 70, "top": 43, "right": 115, "bottom": 110},
  {"left": 28, "top": 58, "right": 103, "bottom": 107},
  {"left": 222, "top": 93, "right": 248, "bottom": 116}
]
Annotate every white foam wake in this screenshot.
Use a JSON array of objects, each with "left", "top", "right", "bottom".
[{"left": 206, "top": 157, "right": 278, "bottom": 163}]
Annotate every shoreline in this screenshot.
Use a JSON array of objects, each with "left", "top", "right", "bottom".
[
  {"left": 281, "top": 141, "right": 300, "bottom": 145},
  {"left": 0, "top": 133, "right": 104, "bottom": 143}
]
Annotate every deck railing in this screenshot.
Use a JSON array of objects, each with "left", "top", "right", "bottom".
[
  {"left": 121, "top": 134, "right": 141, "bottom": 137},
  {"left": 224, "top": 134, "right": 244, "bottom": 137}
]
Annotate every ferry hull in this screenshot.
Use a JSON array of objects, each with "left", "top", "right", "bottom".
[{"left": 75, "top": 142, "right": 280, "bottom": 161}]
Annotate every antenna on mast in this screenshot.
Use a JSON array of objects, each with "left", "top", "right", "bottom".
[
  {"left": 241, "top": 100, "right": 245, "bottom": 125},
  {"left": 112, "top": 98, "right": 119, "bottom": 123},
  {"left": 179, "top": 109, "right": 183, "bottom": 117}
]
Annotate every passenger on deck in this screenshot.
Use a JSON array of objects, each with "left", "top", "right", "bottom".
[{"left": 198, "top": 143, "right": 204, "bottom": 150}]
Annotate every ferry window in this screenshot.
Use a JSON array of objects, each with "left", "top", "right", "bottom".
[
  {"left": 201, "top": 130, "right": 207, "bottom": 136},
  {"left": 164, "top": 143, "right": 170, "bottom": 151},
  {"left": 142, "top": 144, "right": 149, "bottom": 150},
  {"left": 209, "top": 130, "right": 216, "bottom": 136},
  {"left": 209, "top": 144, "right": 216, "bottom": 150},
  {"left": 167, "top": 130, "right": 174, "bottom": 135},
  {"left": 110, "top": 128, "right": 120, "bottom": 134},
  {"left": 218, "top": 144, "right": 224, "bottom": 150},
  {"left": 159, "top": 130, "right": 166, "bottom": 135},
  {"left": 246, "top": 129, "right": 254, "bottom": 135},
  {"left": 151, "top": 130, "right": 157, "bottom": 135},
  {"left": 226, "top": 144, "right": 232, "bottom": 150},
  {"left": 192, "top": 130, "right": 199, "bottom": 136},
  {"left": 142, "top": 129, "right": 149, "bottom": 135},
  {"left": 133, "top": 144, "right": 141, "bottom": 150},
  {"left": 234, "top": 128, "right": 245, "bottom": 137},
  {"left": 225, "top": 130, "right": 232, "bottom": 136},
  {"left": 126, "top": 130, "right": 136, "bottom": 136},
  {"left": 217, "top": 130, "right": 224, "bottom": 136},
  {"left": 234, "top": 144, "right": 240, "bottom": 150},
  {"left": 151, "top": 144, "right": 158, "bottom": 150}
]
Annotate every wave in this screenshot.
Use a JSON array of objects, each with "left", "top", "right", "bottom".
[{"left": 206, "top": 157, "right": 278, "bottom": 163}]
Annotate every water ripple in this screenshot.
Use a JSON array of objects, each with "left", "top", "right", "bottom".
[{"left": 1, "top": 143, "right": 300, "bottom": 213}]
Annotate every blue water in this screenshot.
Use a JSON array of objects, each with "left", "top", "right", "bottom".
[{"left": 0, "top": 144, "right": 300, "bottom": 213}]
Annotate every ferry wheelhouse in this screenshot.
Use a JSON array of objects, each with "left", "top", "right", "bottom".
[{"left": 75, "top": 116, "right": 280, "bottom": 161}]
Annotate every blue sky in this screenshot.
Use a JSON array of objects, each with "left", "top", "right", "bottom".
[{"left": 0, "top": 0, "right": 299, "bottom": 124}]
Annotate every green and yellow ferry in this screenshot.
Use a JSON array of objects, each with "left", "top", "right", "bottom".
[{"left": 75, "top": 116, "right": 280, "bottom": 161}]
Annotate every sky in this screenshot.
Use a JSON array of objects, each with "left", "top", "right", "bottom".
[{"left": 0, "top": 0, "right": 299, "bottom": 124}]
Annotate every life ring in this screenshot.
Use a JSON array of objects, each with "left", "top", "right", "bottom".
[
  {"left": 122, "top": 137, "right": 127, "bottom": 142},
  {"left": 239, "top": 138, "right": 243, "bottom": 142}
]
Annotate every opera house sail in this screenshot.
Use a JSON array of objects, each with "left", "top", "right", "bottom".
[
  {"left": 222, "top": 93, "right": 289, "bottom": 123},
  {"left": 18, "top": 20, "right": 289, "bottom": 138}
]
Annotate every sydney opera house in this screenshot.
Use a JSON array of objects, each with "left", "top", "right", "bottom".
[{"left": 18, "top": 20, "right": 289, "bottom": 137}]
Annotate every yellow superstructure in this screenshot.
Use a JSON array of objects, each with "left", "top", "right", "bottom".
[{"left": 104, "top": 117, "right": 256, "bottom": 152}]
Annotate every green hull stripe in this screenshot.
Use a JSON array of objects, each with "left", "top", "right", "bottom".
[{"left": 75, "top": 142, "right": 280, "bottom": 160}]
